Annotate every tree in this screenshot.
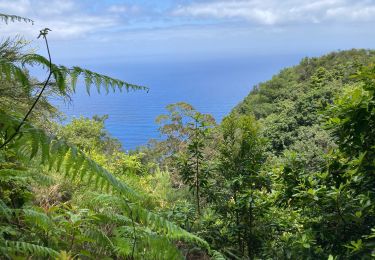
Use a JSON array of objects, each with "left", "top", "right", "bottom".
[
  {"left": 176, "top": 111, "right": 215, "bottom": 216},
  {"left": 217, "top": 114, "right": 266, "bottom": 258}
]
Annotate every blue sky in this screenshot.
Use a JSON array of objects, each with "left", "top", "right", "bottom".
[{"left": 1, "top": 0, "right": 375, "bottom": 64}]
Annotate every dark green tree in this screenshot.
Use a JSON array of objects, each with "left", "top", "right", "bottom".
[
  {"left": 176, "top": 111, "right": 215, "bottom": 216},
  {"left": 217, "top": 114, "right": 266, "bottom": 258}
]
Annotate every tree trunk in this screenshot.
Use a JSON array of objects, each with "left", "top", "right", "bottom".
[
  {"left": 234, "top": 191, "right": 242, "bottom": 254},
  {"left": 247, "top": 191, "right": 254, "bottom": 259},
  {"left": 196, "top": 158, "right": 200, "bottom": 216}
]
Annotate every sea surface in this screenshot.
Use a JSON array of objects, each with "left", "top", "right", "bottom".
[{"left": 52, "top": 54, "right": 304, "bottom": 150}]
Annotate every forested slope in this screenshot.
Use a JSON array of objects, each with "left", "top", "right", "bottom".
[
  {"left": 233, "top": 50, "right": 375, "bottom": 173},
  {"left": 235, "top": 49, "right": 375, "bottom": 154},
  {"left": 220, "top": 49, "right": 375, "bottom": 258},
  {"left": 139, "top": 49, "right": 375, "bottom": 259},
  {"left": 236, "top": 49, "right": 375, "bottom": 119}
]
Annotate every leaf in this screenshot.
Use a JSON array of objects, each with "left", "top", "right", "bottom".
[{"left": 0, "top": 13, "right": 34, "bottom": 24}]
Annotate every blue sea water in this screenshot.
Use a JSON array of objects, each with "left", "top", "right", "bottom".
[{"left": 53, "top": 54, "right": 303, "bottom": 150}]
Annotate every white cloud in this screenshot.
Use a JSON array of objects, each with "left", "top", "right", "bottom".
[
  {"left": 326, "top": 5, "right": 375, "bottom": 21},
  {"left": 107, "top": 4, "right": 141, "bottom": 14},
  {"left": 1, "top": 0, "right": 375, "bottom": 62},
  {"left": 172, "top": 0, "right": 375, "bottom": 25},
  {"left": 172, "top": 1, "right": 279, "bottom": 25},
  {"left": 0, "top": 0, "right": 119, "bottom": 39},
  {"left": 0, "top": 0, "right": 31, "bottom": 15}
]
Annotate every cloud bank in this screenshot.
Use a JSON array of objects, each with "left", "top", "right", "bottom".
[
  {"left": 0, "top": 0, "right": 374, "bottom": 61},
  {"left": 172, "top": 0, "right": 375, "bottom": 25}
]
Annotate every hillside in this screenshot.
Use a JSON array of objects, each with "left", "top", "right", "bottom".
[
  {"left": 232, "top": 50, "right": 375, "bottom": 172},
  {"left": 235, "top": 49, "right": 375, "bottom": 119},
  {"left": 139, "top": 49, "right": 375, "bottom": 258}
]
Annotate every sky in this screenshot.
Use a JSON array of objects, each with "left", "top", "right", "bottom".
[{"left": 1, "top": 0, "right": 375, "bottom": 64}]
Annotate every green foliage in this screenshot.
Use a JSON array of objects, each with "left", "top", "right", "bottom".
[
  {"left": 0, "top": 18, "right": 218, "bottom": 259},
  {"left": 3, "top": 10, "right": 375, "bottom": 260},
  {"left": 1, "top": 52, "right": 147, "bottom": 97},
  {"left": 176, "top": 111, "right": 215, "bottom": 216},
  {"left": 235, "top": 49, "right": 375, "bottom": 156},
  {"left": 1, "top": 241, "right": 59, "bottom": 258},
  {"left": 212, "top": 114, "right": 267, "bottom": 258},
  {"left": 0, "top": 111, "right": 140, "bottom": 201}
]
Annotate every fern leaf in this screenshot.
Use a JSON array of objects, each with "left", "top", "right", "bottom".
[
  {"left": 19, "top": 54, "right": 148, "bottom": 95},
  {"left": 85, "top": 193, "right": 209, "bottom": 250},
  {"left": 211, "top": 250, "right": 227, "bottom": 260},
  {"left": 0, "top": 13, "right": 34, "bottom": 24},
  {"left": 84, "top": 227, "right": 114, "bottom": 250},
  {"left": 61, "top": 65, "right": 148, "bottom": 94},
  {"left": 0, "top": 60, "right": 31, "bottom": 92},
  {"left": 21, "top": 208, "right": 55, "bottom": 232},
  {"left": 129, "top": 205, "right": 209, "bottom": 249},
  {"left": 0, "top": 168, "right": 53, "bottom": 186},
  {"left": 0, "top": 111, "right": 140, "bottom": 202},
  {"left": 114, "top": 225, "right": 183, "bottom": 260},
  {"left": 1, "top": 240, "right": 59, "bottom": 258},
  {"left": 0, "top": 199, "right": 12, "bottom": 221}
]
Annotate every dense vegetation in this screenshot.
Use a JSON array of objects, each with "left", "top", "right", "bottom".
[
  {"left": 1, "top": 14, "right": 375, "bottom": 259},
  {"left": 0, "top": 15, "right": 221, "bottom": 259}
]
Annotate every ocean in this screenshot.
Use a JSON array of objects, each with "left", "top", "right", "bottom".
[{"left": 53, "top": 54, "right": 304, "bottom": 150}]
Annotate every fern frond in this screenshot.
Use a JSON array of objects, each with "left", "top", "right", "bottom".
[
  {"left": 0, "top": 111, "right": 140, "bottom": 202},
  {"left": 0, "top": 59, "right": 31, "bottom": 92},
  {"left": 115, "top": 225, "right": 183, "bottom": 259},
  {"left": 0, "top": 199, "right": 12, "bottom": 221},
  {"left": 95, "top": 212, "right": 132, "bottom": 226},
  {"left": 0, "top": 168, "right": 28, "bottom": 180},
  {"left": 29, "top": 169, "right": 55, "bottom": 186},
  {"left": 128, "top": 204, "right": 209, "bottom": 249},
  {"left": 211, "top": 250, "right": 227, "bottom": 260},
  {"left": 19, "top": 54, "right": 148, "bottom": 95},
  {"left": 64, "top": 66, "right": 148, "bottom": 94},
  {"left": 0, "top": 14, "right": 34, "bottom": 24},
  {"left": 0, "top": 168, "right": 54, "bottom": 190},
  {"left": 84, "top": 193, "right": 209, "bottom": 250},
  {"left": 84, "top": 227, "right": 114, "bottom": 251},
  {"left": 1, "top": 240, "right": 59, "bottom": 258},
  {"left": 2, "top": 52, "right": 147, "bottom": 106},
  {"left": 21, "top": 208, "right": 55, "bottom": 232}
]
